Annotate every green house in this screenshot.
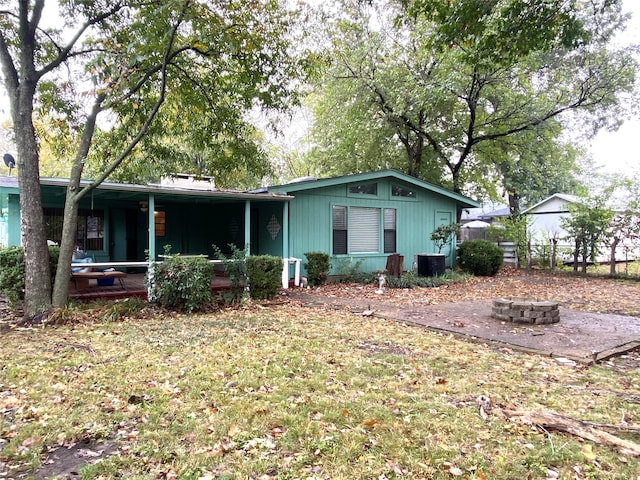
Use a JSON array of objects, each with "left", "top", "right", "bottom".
[
  {"left": 0, "top": 170, "right": 478, "bottom": 277},
  {"left": 265, "top": 170, "right": 479, "bottom": 273}
]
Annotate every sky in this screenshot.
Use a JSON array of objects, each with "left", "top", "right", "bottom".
[{"left": 587, "top": 0, "right": 640, "bottom": 177}]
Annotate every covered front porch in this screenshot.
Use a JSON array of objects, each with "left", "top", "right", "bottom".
[
  {"left": 36, "top": 177, "right": 293, "bottom": 264},
  {"left": 0, "top": 175, "right": 299, "bottom": 301}
]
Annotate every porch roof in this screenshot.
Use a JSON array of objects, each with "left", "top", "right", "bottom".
[{"left": 0, "top": 175, "right": 293, "bottom": 203}]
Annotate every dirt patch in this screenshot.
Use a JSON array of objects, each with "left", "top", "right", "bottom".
[{"left": 31, "top": 440, "right": 119, "bottom": 480}]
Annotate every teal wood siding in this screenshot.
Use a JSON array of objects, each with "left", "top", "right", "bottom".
[
  {"left": 0, "top": 187, "right": 23, "bottom": 247},
  {"left": 7, "top": 194, "right": 21, "bottom": 247},
  {"left": 285, "top": 178, "right": 459, "bottom": 274},
  {"left": 254, "top": 202, "right": 285, "bottom": 257}
]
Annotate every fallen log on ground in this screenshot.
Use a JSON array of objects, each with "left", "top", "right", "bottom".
[{"left": 500, "top": 408, "right": 640, "bottom": 457}]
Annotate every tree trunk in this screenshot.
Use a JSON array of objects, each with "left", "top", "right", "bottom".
[
  {"left": 405, "top": 136, "right": 423, "bottom": 178},
  {"left": 507, "top": 191, "right": 520, "bottom": 217},
  {"left": 51, "top": 191, "right": 80, "bottom": 307},
  {"left": 573, "top": 239, "right": 579, "bottom": 273},
  {"left": 609, "top": 237, "right": 620, "bottom": 276},
  {"left": 52, "top": 97, "right": 105, "bottom": 307},
  {"left": 15, "top": 93, "right": 52, "bottom": 318}
]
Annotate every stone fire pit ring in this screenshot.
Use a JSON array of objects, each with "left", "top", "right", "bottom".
[{"left": 491, "top": 298, "right": 560, "bottom": 325}]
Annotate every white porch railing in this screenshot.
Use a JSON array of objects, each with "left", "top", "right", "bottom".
[{"left": 72, "top": 257, "right": 302, "bottom": 290}]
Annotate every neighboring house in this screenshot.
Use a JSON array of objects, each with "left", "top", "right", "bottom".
[
  {"left": 0, "top": 169, "right": 479, "bottom": 276},
  {"left": 522, "top": 193, "right": 579, "bottom": 249},
  {"left": 461, "top": 206, "right": 510, "bottom": 224},
  {"left": 459, "top": 205, "right": 510, "bottom": 242},
  {"left": 265, "top": 170, "right": 479, "bottom": 272}
]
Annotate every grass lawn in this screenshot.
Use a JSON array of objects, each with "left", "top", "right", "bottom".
[
  {"left": 1, "top": 302, "right": 639, "bottom": 479},
  {"left": 582, "top": 261, "right": 640, "bottom": 278}
]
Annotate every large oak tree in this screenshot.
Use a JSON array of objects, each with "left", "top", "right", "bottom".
[
  {"left": 305, "top": 0, "right": 637, "bottom": 204},
  {"left": 0, "top": 0, "right": 304, "bottom": 318}
]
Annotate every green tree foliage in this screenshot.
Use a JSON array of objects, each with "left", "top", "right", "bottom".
[
  {"left": 430, "top": 223, "right": 459, "bottom": 254},
  {"left": 306, "top": 0, "right": 637, "bottom": 200},
  {"left": 0, "top": 0, "right": 305, "bottom": 316},
  {"left": 561, "top": 198, "right": 614, "bottom": 273},
  {"left": 473, "top": 121, "right": 585, "bottom": 214},
  {"left": 593, "top": 173, "right": 640, "bottom": 275}
]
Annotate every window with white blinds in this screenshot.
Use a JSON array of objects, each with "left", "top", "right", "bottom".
[
  {"left": 349, "top": 207, "right": 380, "bottom": 253},
  {"left": 332, "top": 205, "right": 398, "bottom": 254}
]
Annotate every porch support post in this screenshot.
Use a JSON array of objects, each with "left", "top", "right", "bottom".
[
  {"left": 282, "top": 201, "right": 289, "bottom": 259},
  {"left": 146, "top": 194, "right": 157, "bottom": 300},
  {"left": 148, "top": 194, "right": 156, "bottom": 260},
  {"left": 281, "top": 201, "right": 290, "bottom": 289},
  {"left": 244, "top": 199, "right": 251, "bottom": 254}
]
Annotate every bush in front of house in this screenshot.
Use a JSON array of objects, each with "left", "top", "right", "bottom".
[
  {"left": 0, "top": 245, "right": 60, "bottom": 310},
  {"left": 146, "top": 254, "right": 213, "bottom": 312},
  {"left": 304, "top": 251, "right": 330, "bottom": 287},
  {"left": 0, "top": 245, "right": 24, "bottom": 308},
  {"left": 246, "top": 255, "right": 282, "bottom": 300},
  {"left": 212, "top": 244, "right": 248, "bottom": 304},
  {"left": 457, "top": 239, "right": 504, "bottom": 276}
]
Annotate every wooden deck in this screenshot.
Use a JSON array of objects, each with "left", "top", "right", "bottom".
[{"left": 68, "top": 273, "right": 234, "bottom": 301}]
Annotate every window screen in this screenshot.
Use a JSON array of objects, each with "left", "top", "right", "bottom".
[{"left": 44, "top": 208, "right": 104, "bottom": 251}]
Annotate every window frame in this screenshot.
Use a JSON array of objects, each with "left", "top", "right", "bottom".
[
  {"left": 347, "top": 182, "right": 379, "bottom": 198},
  {"left": 391, "top": 184, "right": 417, "bottom": 201},
  {"left": 383, "top": 208, "right": 397, "bottom": 254},
  {"left": 331, "top": 205, "right": 397, "bottom": 255},
  {"left": 332, "top": 205, "right": 348, "bottom": 255}
]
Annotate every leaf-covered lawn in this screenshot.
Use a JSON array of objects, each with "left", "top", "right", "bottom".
[{"left": 1, "top": 297, "right": 639, "bottom": 479}]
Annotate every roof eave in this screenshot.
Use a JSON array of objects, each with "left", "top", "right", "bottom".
[
  {"left": 36, "top": 177, "right": 293, "bottom": 201},
  {"left": 268, "top": 169, "right": 479, "bottom": 208}
]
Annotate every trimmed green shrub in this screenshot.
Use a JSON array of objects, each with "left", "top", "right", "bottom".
[
  {"left": 0, "top": 245, "right": 60, "bottom": 310},
  {"left": 212, "top": 244, "right": 247, "bottom": 304},
  {"left": 385, "top": 270, "right": 470, "bottom": 288},
  {"left": 0, "top": 246, "right": 25, "bottom": 308},
  {"left": 457, "top": 240, "right": 504, "bottom": 276},
  {"left": 331, "top": 256, "right": 372, "bottom": 283},
  {"left": 146, "top": 254, "right": 214, "bottom": 312},
  {"left": 304, "top": 251, "right": 330, "bottom": 287},
  {"left": 246, "top": 255, "right": 282, "bottom": 300}
]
